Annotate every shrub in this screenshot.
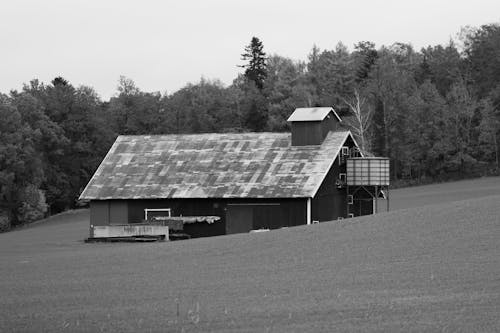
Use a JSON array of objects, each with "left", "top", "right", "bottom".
[
  {"left": 16, "top": 185, "right": 48, "bottom": 224},
  {"left": 0, "top": 210, "right": 10, "bottom": 233}
]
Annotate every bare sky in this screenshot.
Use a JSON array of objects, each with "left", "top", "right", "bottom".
[{"left": 1, "top": 0, "right": 499, "bottom": 100}]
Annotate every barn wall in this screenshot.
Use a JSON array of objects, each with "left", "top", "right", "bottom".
[
  {"left": 349, "top": 187, "right": 375, "bottom": 217},
  {"left": 127, "top": 198, "right": 227, "bottom": 237},
  {"left": 89, "top": 197, "right": 308, "bottom": 238},
  {"left": 89, "top": 200, "right": 129, "bottom": 226},
  {"left": 224, "top": 198, "right": 307, "bottom": 234},
  {"left": 291, "top": 111, "right": 340, "bottom": 146},
  {"left": 311, "top": 156, "right": 346, "bottom": 221},
  {"left": 321, "top": 113, "right": 339, "bottom": 138},
  {"left": 291, "top": 122, "right": 323, "bottom": 146},
  {"left": 311, "top": 135, "right": 359, "bottom": 222},
  {"left": 109, "top": 201, "right": 128, "bottom": 225},
  {"left": 90, "top": 201, "right": 109, "bottom": 226}
]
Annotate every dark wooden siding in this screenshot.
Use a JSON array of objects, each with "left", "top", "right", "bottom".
[
  {"left": 321, "top": 113, "right": 339, "bottom": 138},
  {"left": 127, "top": 198, "right": 227, "bottom": 237},
  {"left": 291, "top": 122, "right": 323, "bottom": 145},
  {"left": 349, "top": 187, "right": 374, "bottom": 217},
  {"left": 291, "top": 111, "right": 340, "bottom": 146},
  {"left": 311, "top": 156, "right": 347, "bottom": 221},
  {"left": 89, "top": 197, "right": 307, "bottom": 238},
  {"left": 226, "top": 205, "right": 253, "bottom": 234},
  {"left": 109, "top": 201, "right": 128, "bottom": 225},
  {"left": 311, "top": 135, "right": 359, "bottom": 222},
  {"left": 225, "top": 202, "right": 285, "bottom": 234},
  {"left": 89, "top": 200, "right": 128, "bottom": 225},
  {"left": 90, "top": 201, "right": 109, "bottom": 226},
  {"left": 224, "top": 198, "right": 306, "bottom": 232}
]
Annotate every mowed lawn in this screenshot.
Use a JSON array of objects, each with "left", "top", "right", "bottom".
[{"left": 1, "top": 178, "right": 500, "bottom": 332}]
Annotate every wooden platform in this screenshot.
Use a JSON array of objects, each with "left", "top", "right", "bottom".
[
  {"left": 88, "top": 224, "right": 169, "bottom": 242},
  {"left": 85, "top": 235, "right": 166, "bottom": 243}
]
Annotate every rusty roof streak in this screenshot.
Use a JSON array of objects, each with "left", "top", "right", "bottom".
[{"left": 79, "top": 131, "right": 353, "bottom": 200}]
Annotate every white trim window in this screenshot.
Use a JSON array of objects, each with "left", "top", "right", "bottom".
[
  {"left": 144, "top": 208, "right": 171, "bottom": 221},
  {"left": 337, "top": 173, "right": 347, "bottom": 188},
  {"left": 340, "top": 146, "right": 350, "bottom": 164},
  {"left": 347, "top": 195, "right": 353, "bottom": 204}
]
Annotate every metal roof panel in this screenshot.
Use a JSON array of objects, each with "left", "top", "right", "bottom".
[
  {"left": 286, "top": 107, "right": 342, "bottom": 122},
  {"left": 79, "top": 131, "right": 352, "bottom": 200}
]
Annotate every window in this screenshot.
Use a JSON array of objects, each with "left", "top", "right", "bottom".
[
  {"left": 341, "top": 146, "right": 350, "bottom": 156},
  {"left": 347, "top": 195, "right": 353, "bottom": 204},
  {"left": 144, "top": 208, "right": 171, "bottom": 221},
  {"left": 348, "top": 213, "right": 354, "bottom": 218},
  {"left": 340, "top": 146, "right": 350, "bottom": 164},
  {"left": 336, "top": 174, "right": 347, "bottom": 188}
]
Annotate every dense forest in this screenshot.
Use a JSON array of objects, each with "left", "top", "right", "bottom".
[{"left": 1, "top": 23, "right": 500, "bottom": 230}]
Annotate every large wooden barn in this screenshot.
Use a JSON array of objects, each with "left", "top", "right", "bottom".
[{"left": 79, "top": 107, "right": 389, "bottom": 238}]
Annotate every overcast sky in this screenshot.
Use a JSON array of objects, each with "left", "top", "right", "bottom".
[{"left": 1, "top": 0, "right": 499, "bottom": 100}]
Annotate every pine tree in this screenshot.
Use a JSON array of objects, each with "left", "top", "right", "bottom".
[
  {"left": 240, "top": 37, "right": 267, "bottom": 90},
  {"left": 354, "top": 41, "right": 378, "bottom": 84}
]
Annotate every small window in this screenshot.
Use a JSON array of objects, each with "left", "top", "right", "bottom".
[
  {"left": 341, "top": 146, "right": 350, "bottom": 156},
  {"left": 144, "top": 208, "right": 171, "bottom": 221},
  {"left": 348, "top": 213, "right": 354, "bottom": 218},
  {"left": 312, "top": 220, "right": 320, "bottom": 224},
  {"left": 347, "top": 195, "right": 353, "bottom": 204},
  {"left": 340, "top": 146, "right": 350, "bottom": 164},
  {"left": 336, "top": 174, "right": 346, "bottom": 188},
  {"left": 337, "top": 217, "right": 344, "bottom": 220}
]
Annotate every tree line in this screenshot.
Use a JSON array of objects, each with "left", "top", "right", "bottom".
[{"left": 1, "top": 23, "right": 500, "bottom": 229}]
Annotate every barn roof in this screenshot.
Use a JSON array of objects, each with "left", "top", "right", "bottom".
[
  {"left": 79, "top": 131, "right": 353, "bottom": 200},
  {"left": 287, "top": 107, "right": 342, "bottom": 122}
]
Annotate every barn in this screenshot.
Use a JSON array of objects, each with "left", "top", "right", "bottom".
[{"left": 79, "top": 107, "right": 389, "bottom": 238}]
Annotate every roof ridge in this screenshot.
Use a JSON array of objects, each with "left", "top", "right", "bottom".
[
  {"left": 117, "top": 130, "right": 350, "bottom": 138},
  {"left": 117, "top": 131, "right": 292, "bottom": 137}
]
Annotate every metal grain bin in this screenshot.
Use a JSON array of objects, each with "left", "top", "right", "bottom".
[{"left": 346, "top": 157, "right": 390, "bottom": 186}]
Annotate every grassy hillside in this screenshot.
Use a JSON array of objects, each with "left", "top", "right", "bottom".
[
  {"left": 390, "top": 176, "right": 500, "bottom": 210},
  {"left": 0, "top": 180, "right": 500, "bottom": 332}
]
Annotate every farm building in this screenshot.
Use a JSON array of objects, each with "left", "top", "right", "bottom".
[{"left": 79, "top": 107, "right": 389, "bottom": 238}]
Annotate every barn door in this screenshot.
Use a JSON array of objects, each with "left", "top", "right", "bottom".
[
  {"left": 253, "top": 204, "right": 282, "bottom": 229},
  {"left": 226, "top": 203, "right": 282, "bottom": 234},
  {"left": 226, "top": 205, "right": 253, "bottom": 234}
]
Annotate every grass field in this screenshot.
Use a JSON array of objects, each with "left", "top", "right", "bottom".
[{"left": 1, "top": 177, "right": 500, "bottom": 332}]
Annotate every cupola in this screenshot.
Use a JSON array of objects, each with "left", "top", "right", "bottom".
[{"left": 287, "top": 107, "right": 342, "bottom": 146}]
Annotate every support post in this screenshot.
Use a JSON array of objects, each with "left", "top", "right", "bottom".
[
  {"left": 306, "top": 198, "right": 311, "bottom": 225},
  {"left": 386, "top": 186, "right": 390, "bottom": 212},
  {"left": 374, "top": 185, "right": 378, "bottom": 213},
  {"left": 346, "top": 186, "right": 350, "bottom": 218}
]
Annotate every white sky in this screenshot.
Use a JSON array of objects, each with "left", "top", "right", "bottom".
[{"left": 1, "top": 0, "right": 499, "bottom": 100}]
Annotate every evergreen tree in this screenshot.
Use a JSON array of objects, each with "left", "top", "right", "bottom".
[
  {"left": 353, "top": 41, "right": 378, "bottom": 84},
  {"left": 240, "top": 37, "right": 268, "bottom": 90}
]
